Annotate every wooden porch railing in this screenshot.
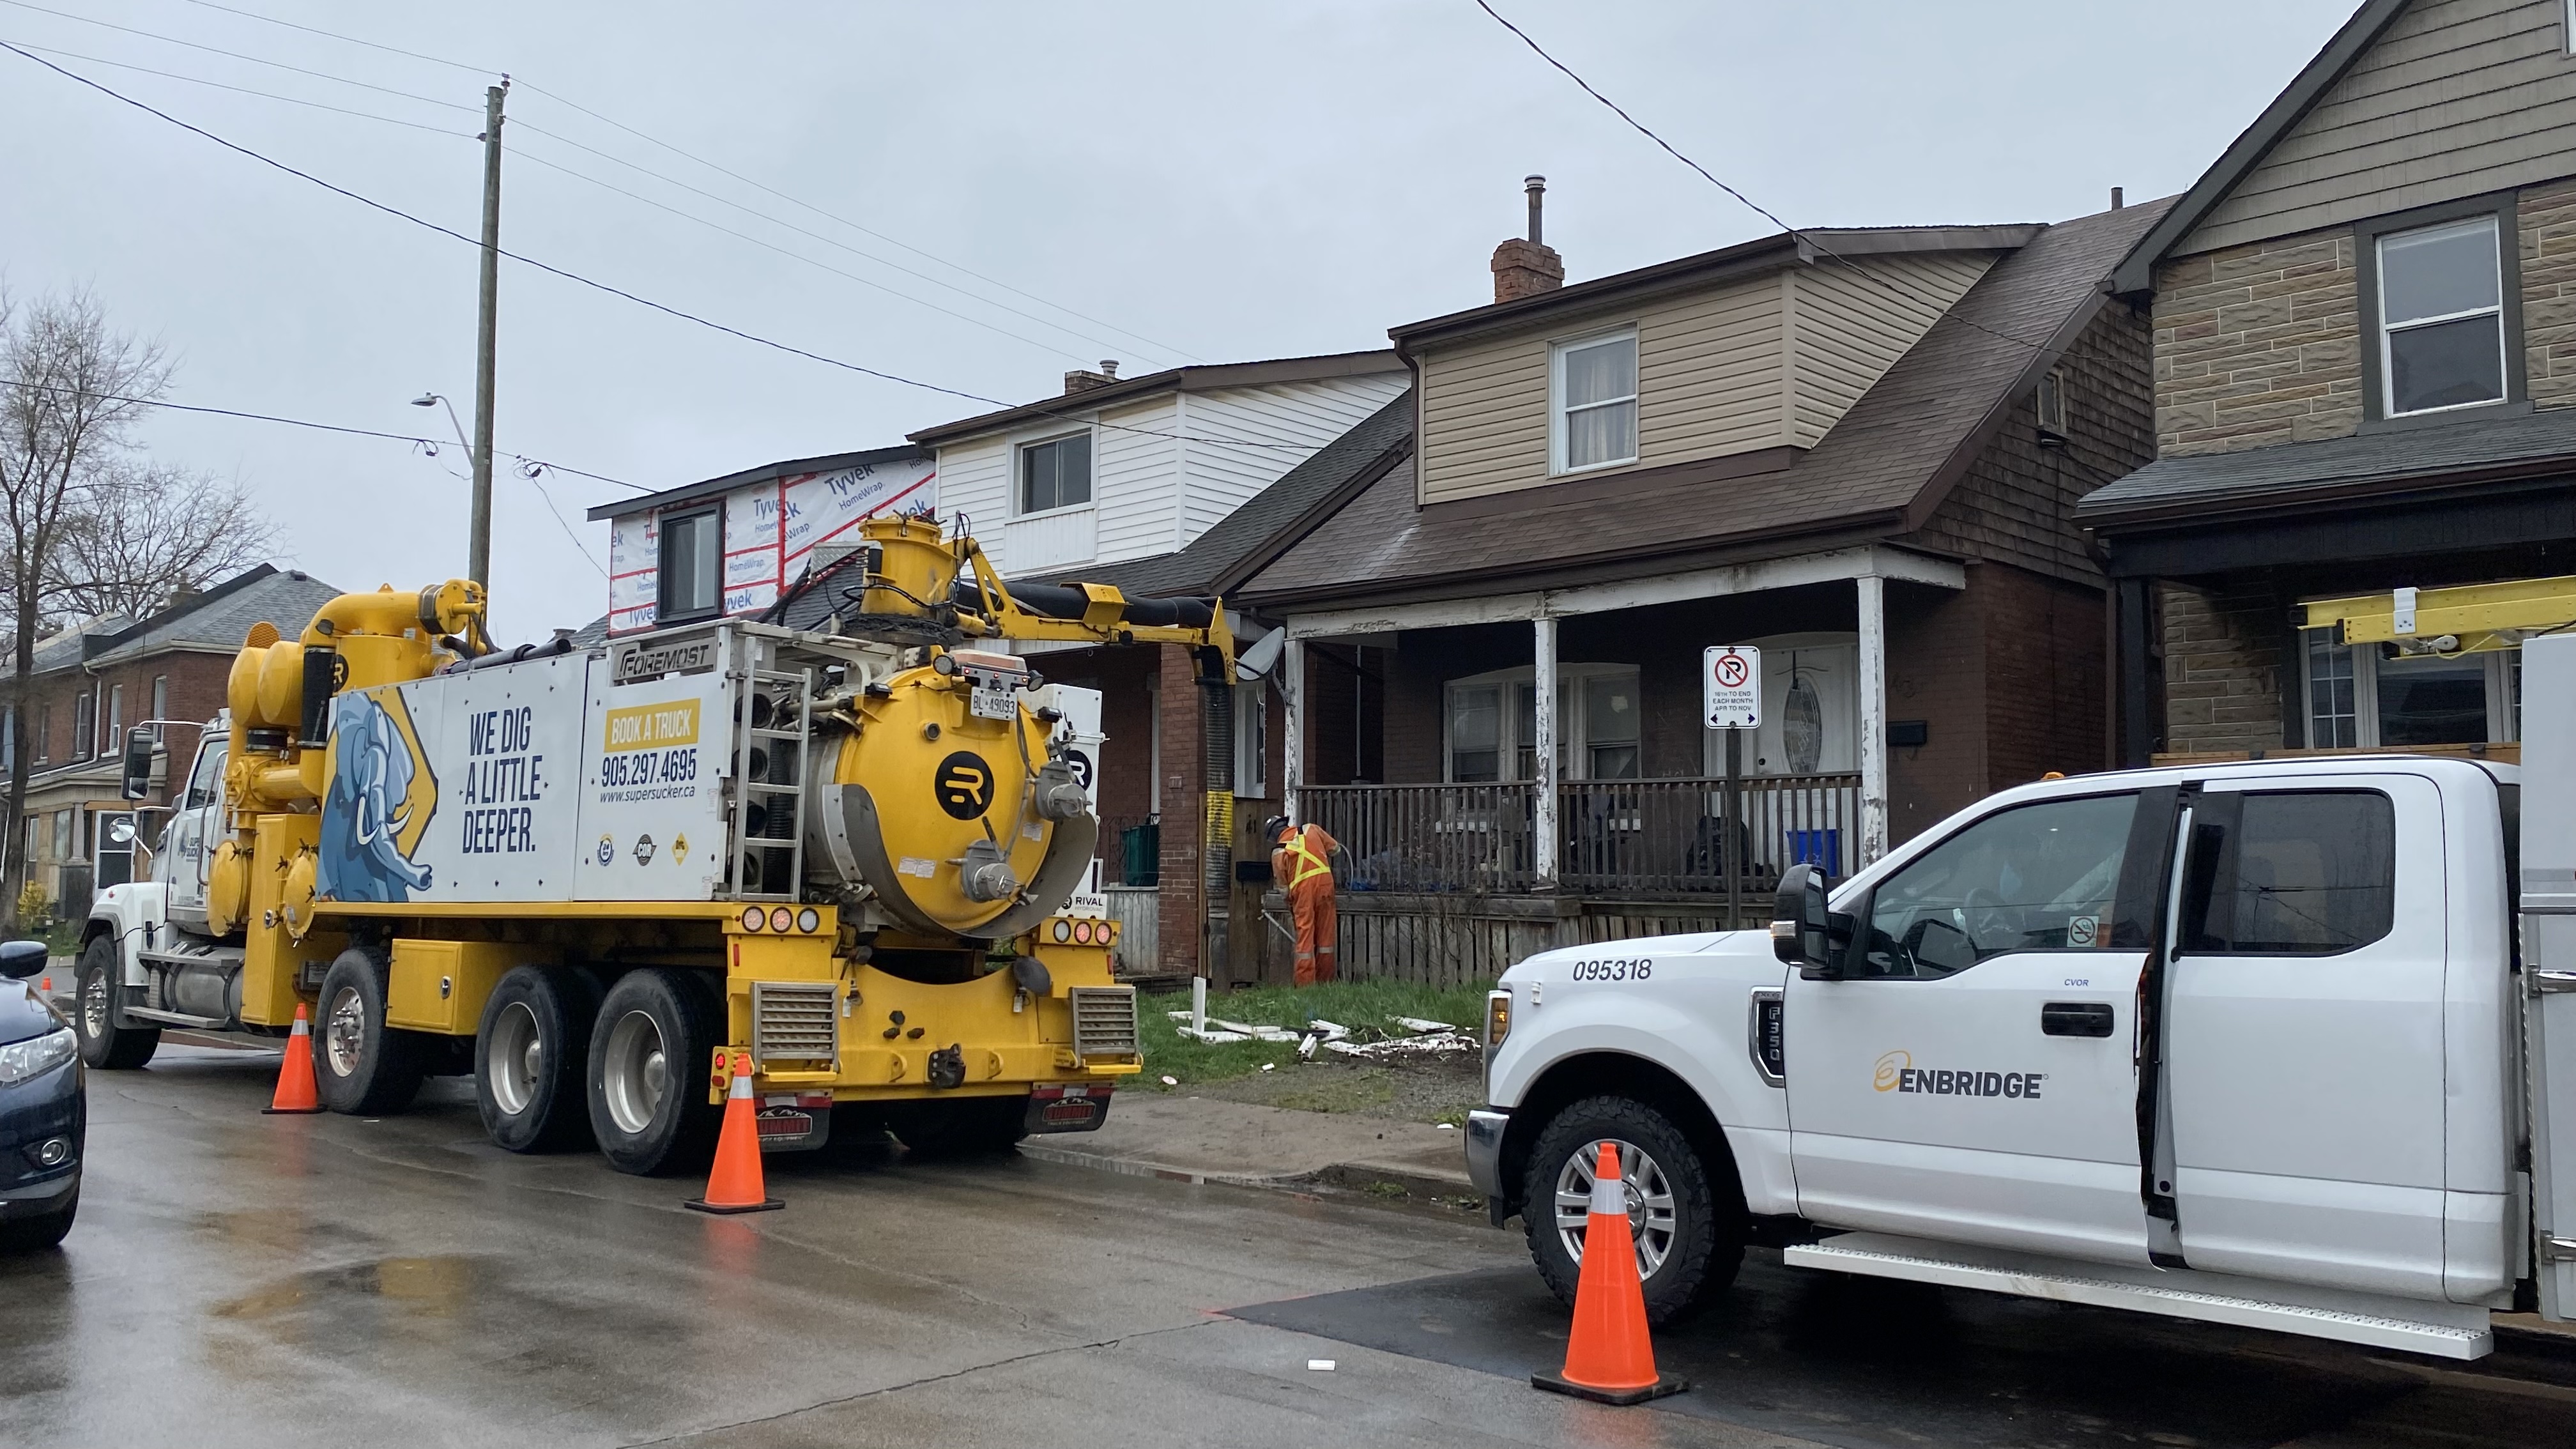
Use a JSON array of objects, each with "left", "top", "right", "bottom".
[{"left": 1301, "top": 772, "right": 1861, "bottom": 898}]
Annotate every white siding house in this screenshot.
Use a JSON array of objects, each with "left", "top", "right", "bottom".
[{"left": 910, "top": 353, "right": 1407, "bottom": 579}]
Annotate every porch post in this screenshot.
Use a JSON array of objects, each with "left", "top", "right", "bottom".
[
  {"left": 1857, "top": 574, "right": 1888, "bottom": 866},
  {"left": 1533, "top": 615, "right": 1559, "bottom": 888},
  {"left": 1281, "top": 637, "right": 1305, "bottom": 822}
]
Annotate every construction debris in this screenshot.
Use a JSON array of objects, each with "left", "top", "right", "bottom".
[{"left": 1390, "top": 1015, "right": 1457, "bottom": 1034}]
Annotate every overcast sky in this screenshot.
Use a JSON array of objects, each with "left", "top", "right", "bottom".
[{"left": 1, "top": 0, "right": 2358, "bottom": 640}]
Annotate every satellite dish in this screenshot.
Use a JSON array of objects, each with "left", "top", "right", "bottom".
[{"left": 1236, "top": 626, "right": 1287, "bottom": 680}]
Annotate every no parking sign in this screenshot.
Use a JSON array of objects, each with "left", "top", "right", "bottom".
[{"left": 1703, "top": 645, "right": 1761, "bottom": 730}]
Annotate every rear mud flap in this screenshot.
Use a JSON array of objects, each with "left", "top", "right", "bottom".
[
  {"left": 1026, "top": 1084, "right": 1111, "bottom": 1134},
  {"left": 755, "top": 1092, "right": 834, "bottom": 1153}
]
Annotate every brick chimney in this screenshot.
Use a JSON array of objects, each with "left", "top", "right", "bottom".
[
  {"left": 1064, "top": 358, "right": 1121, "bottom": 393},
  {"left": 1491, "top": 175, "right": 1563, "bottom": 305}
]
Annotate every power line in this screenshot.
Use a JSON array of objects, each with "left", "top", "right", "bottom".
[
  {"left": 1468, "top": 0, "right": 2101, "bottom": 364},
  {"left": 167, "top": 0, "right": 1199, "bottom": 362},
  {"left": 0, "top": 375, "right": 643, "bottom": 491},
  {"left": 4, "top": 39, "right": 474, "bottom": 138},
  {"left": 1, "top": 42, "right": 1325, "bottom": 453},
  {"left": 0, "top": 0, "right": 474, "bottom": 112}
]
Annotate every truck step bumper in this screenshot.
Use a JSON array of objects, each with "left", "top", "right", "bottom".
[{"left": 1784, "top": 1231, "right": 2494, "bottom": 1361}]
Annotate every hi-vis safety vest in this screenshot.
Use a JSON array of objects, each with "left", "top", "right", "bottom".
[{"left": 1278, "top": 828, "right": 1332, "bottom": 888}]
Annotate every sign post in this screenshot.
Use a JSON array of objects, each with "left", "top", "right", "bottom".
[{"left": 1704, "top": 647, "right": 1761, "bottom": 929}]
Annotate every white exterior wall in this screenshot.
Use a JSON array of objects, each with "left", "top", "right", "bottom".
[{"left": 931, "top": 372, "right": 1406, "bottom": 578}]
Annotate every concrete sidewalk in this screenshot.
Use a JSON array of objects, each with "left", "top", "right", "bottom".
[{"left": 1022, "top": 1093, "right": 1478, "bottom": 1202}]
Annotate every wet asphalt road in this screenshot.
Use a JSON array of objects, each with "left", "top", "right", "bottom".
[{"left": 6, "top": 1043, "right": 2576, "bottom": 1449}]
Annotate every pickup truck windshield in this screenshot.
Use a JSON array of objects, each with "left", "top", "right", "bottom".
[{"left": 1862, "top": 792, "right": 2136, "bottom": 978}]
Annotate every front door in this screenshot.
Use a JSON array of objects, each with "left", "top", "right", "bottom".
[
  {"left": 2162, "top": 774, "right": 2448, "bottom": 1297},
  {"left": 1786, "top": 788, "right": 2158, "bottom": 1265}
]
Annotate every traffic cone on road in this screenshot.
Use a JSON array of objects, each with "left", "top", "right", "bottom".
[
  {"left": 262, "top": 1003, "right": 325, "bottom": 1115},
  {"left": 686, "top": 1051, "right": 782, "bottom": 1214},
  {"left": 1531, "top": 1142, "right": 1688, "bottom": 1405}
]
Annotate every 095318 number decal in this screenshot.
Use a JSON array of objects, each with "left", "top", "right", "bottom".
[{"left": 1568, "top": 958, "right": 1652, "bottom": 982}]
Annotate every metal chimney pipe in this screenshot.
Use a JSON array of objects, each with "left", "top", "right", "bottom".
[
  {"left": 1100, "top": 359, "right": 1119, "bottom": 378},
  {"left": 1526, "top": 175, "right": 1546, "bottom": 245},
  {"left": 2110, "top": 186, "right": 2125, "bottom": 210}
]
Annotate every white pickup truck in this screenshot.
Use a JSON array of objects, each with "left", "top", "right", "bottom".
[{"left": 1465, "top": 636, "right": 2576, "bottom": 1361}]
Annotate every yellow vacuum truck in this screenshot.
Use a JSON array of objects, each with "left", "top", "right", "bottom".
[{"left": 68, "top": 515, "right": 1231, "bottom": 1172}]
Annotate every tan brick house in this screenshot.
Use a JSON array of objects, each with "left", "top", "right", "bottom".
[{"left": 2084, "top": 0, "right": 2576, "bottom": 762}]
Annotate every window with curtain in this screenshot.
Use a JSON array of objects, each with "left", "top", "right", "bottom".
[
  {"left": 1445, "top": 665, "right": 1641, "bottom": 782},
  {"left": 1552, "top": 331, "right": 1638, "bottom": 473}
]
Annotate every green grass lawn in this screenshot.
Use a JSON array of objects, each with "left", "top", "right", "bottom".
[{"left": 1137, "top": 977, "right": 1497, "bottom": 1090}]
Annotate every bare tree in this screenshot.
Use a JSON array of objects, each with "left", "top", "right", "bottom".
[
  {"left": 0, "top": 288, "right": 171, "bottom": 928},
  {"left": 52, "top": 462, "right": 276, "bottom": 620}
]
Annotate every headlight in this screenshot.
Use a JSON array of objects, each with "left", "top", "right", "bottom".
[{"left": 0, "top": 1027, "right": 75, "bottom": 1085}]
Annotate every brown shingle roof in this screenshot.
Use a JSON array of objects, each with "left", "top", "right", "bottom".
[{"left": 1237, "top": 200, "right": 2171, "bottom": 609}]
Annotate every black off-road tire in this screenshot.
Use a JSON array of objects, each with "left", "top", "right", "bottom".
[
  {"left": 1522, "top": 1094, "right": 1744, "bottom": 1326},
  {"left": 72, "top": 935, "right": 157, "bottom": 1070},
  {"left": 585, "top": 969, "right": 723, "bottom": 1177},
  {"left": 475, "top": 966, "right": 604, "bottom": 1153},
  {"left": 0, "top": 1188, "right": 77, "bottom": 1252},
  {"left": 314, "top": 947, "right": 430, "bottom": 1116},
  {"left": 885, "top": 1096, "right": 1029, "bottom": 1158}
]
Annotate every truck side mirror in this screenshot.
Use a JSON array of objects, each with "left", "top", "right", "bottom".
[
  {"left": 1770, "top": 862, "right": 1843, "bottom": 978},
  {"left": 120, "top": 727, "right": 155, "bottom": 802}
]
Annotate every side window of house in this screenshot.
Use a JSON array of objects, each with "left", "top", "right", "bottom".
[
  {"left": 1234, "top": 680, "right": 1268, "bottom": 799},
  {"left": 1449, "top": 685, "right": 1503, "bottom": 783},
  {"left": 1861, "top": 793, "right": 2138, "bottom": 979},
  {"left": 2181, "top": 790, "right": 2395, "bottom": 956},
  {"left": 657, "top": 506, "right": 722, "bottom": 620},
  {"left": 73, "top": 690, "right": 95, "bottom": 760},
  {"left": 2377, "top": 215, "right": 2506, "bottom": 417},
  {"left": 1020, "top": 433, "right": 1092, "bottom": 514},
  {"left": 1553, "top": 331, "right": 1637, "bottom": 473},
  {"left": 1583, "top": 674, "right": 1639, "bottom": 779}
]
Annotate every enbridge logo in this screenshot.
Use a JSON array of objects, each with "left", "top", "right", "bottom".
[{"left": 1874, "top": 1048, "right": 2046, "bottom": 1100}]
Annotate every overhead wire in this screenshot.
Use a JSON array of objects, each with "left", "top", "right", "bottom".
[
  {"left": 0, "top": 0, "right": 475, "bottom": 112},
  {"left": 167, "top": 0, "right": 1200, "bottom": 361},
  {"left": 0, "top": 42, "right": 1328, "bottom": 454},
  {"left": 1468, "top": 0, "right": 2122, "bottom": 368},
  {"left": 2, "top": 40, "right": 474, "bottom": 137}
]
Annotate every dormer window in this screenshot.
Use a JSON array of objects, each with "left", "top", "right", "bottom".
[
  {"left": 1018, "top": 432, "right": 1093, "bottom": 514},
  {"left": 1550, "top": 329, "right": 1639, "bottom": 474},
  {"left": 2375, "top": 215, "right": 2506, "bottom": 418},
  {"left": 657, "top": 505, "right": 723, "bottom": 622}
]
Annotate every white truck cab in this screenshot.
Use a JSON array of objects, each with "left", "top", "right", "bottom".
[{"left": 1468, "top": 645, "right": 2576, "bottom": 1361}]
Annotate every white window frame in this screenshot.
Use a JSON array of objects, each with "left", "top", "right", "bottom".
[
  {"left": 2299, "top": 627, "right": 2519, "bottom": 747},
  {"left": 1441, "top": 663, "right": 1641, "bottom": 783},
  {"left": 2375, "top": 215, "right": 2508, "bottom": 420},
  {"left": 1015, "top": 429, "right": 1096, "bottom": 519},
  {"left": 1548, "top": 326, "right": 1640, "bottom": 477},
  {"left": 1234, "top": 680, "right": 1268, "bottom": 800},
  {"left": 655, "top": 503, "right": 724, "bottom": 622},
  {"left": 2035, "top": 367, "right": 2067, "bottom": 436}
]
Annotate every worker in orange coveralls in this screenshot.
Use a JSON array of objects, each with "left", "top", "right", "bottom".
[{"left": 1265, "top": 815, "right": 1340, "bottom": 986}]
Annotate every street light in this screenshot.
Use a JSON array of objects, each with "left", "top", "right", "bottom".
[{"left": 412, "top": 392, "right": 471, "bottom": 456}]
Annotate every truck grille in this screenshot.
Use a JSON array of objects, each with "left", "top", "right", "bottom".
[
  {"left": 1068, "top": 986, "right": 1138, "bottom": 1059},
  {"left": 751, "top": 981, "right": 839, "bottom": 1064}
]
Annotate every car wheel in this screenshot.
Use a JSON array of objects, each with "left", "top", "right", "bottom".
[
  {"left": 313, "top": 948, "right": 429, "bottom": 1116},
  {"left": 0, "top": 1186, "right": 77, "bottom": 1252},
  {"left": 1522, "top": 1094, "right": 1743, "bottom": 1326},
  {"left": 585, "top": 969, "right": 722, "bottom": 1176},
  {"left": 475, "top": 966, "right": 602, "bottom": 1153},
  {"left": 73, "top": 935, "right": 156, "bottom": 1070},
  {"left": 885, "top": 1096, "right": 1027, "bottom": 1158}
]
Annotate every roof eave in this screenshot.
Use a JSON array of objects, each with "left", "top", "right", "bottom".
[
  {"left": 2106, "top": 0, "right": 2413, "bottom": 297},
  {"left": 905, "top": 350, "right": 1403, "bottom": 447},
  {"left": 2079, "top": 450, "right": 2576, "bottom": 532}
]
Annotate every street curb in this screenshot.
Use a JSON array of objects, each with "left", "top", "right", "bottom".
[
  {"left": 1307, "top": 1162, "right": 1483, "bottom": 1203},
  {"left": 1015, "top": 1140, "right": 1478, "bottom": 1207}
]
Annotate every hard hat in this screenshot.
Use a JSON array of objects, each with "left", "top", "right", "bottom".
[{"left": 1260, "top": 815, "right": 1291, "bottom": 842}]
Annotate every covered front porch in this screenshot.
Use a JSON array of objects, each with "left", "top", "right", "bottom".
[{"left": 1267, "top": 546, "right": 1972, "bottom": 977}]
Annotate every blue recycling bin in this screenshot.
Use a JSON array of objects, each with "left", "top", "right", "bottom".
[{"left": 1786, "top": 828, "right": 1841, "bottom": 876}]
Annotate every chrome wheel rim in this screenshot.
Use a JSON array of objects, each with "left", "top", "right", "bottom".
[
  {"left": 489, "top": 1001, "right": 542, "bottom": 1117},
  {"left": 601, "top": 1009, "right": 668, "bottom": 1137},
  {"left": 325, "top": 984, "right": 367, "bottom": 1078},
  {"left": 80, "top": 967, "right": 109, "bottom": 1040},
  {"left": 1555, "top": 1138, "right": 1678, "bottom": 1282}
]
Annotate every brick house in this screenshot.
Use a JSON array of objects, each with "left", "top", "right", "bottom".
[
  {"left": 2081, "top": 0, "right": 2576, "bottom": 763},
  {"left": 10, "top": 565, "right": 342, "bottom": 916},
  {"left": 1231, "top": 192, "right": 2164, "bottom": 980}
]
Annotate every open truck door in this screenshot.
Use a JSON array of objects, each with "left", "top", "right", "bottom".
[{"left": 2518, "top": 633, "right": 2576, "bottom": 1321}]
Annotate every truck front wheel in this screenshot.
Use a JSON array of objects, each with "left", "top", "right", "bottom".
[
  {"left": 586, "top": 969, "right": 722, "bottom": 1176},
  {"left": 1523, "top": 1095, "right": 1743, "bottom": 1326},
  {"left": 72, "top": 935, "right": 157, "bottom": 1070},
  {"left": 476, "top": 967, "right": 602, "bottom": 1153},
  {"left": 314, "top": 949, "right": 428, "bottom": 1115}
]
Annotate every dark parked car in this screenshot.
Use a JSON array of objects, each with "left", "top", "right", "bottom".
[{"left": 0, "top": 940, "right": 80, "bottom": 1250}]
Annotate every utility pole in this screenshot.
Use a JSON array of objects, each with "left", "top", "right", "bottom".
[{"left": 470, "top": 78, "right": 508, "bottom": 589}]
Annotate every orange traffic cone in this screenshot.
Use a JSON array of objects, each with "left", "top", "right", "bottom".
[
  {"left": 1532, "top": 1142, "right": 1688, "bottom": 1405},
  {"left": 686, "top": 1051, "right": 782, "bottom": 1214},
  {"left": 262, "top": 1003, "right": 325, "bottom": 1114}
]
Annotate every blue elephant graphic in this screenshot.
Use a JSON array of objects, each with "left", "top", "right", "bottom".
[{"left": 318, "top": 691, "right": 435, "bottom": 903}]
